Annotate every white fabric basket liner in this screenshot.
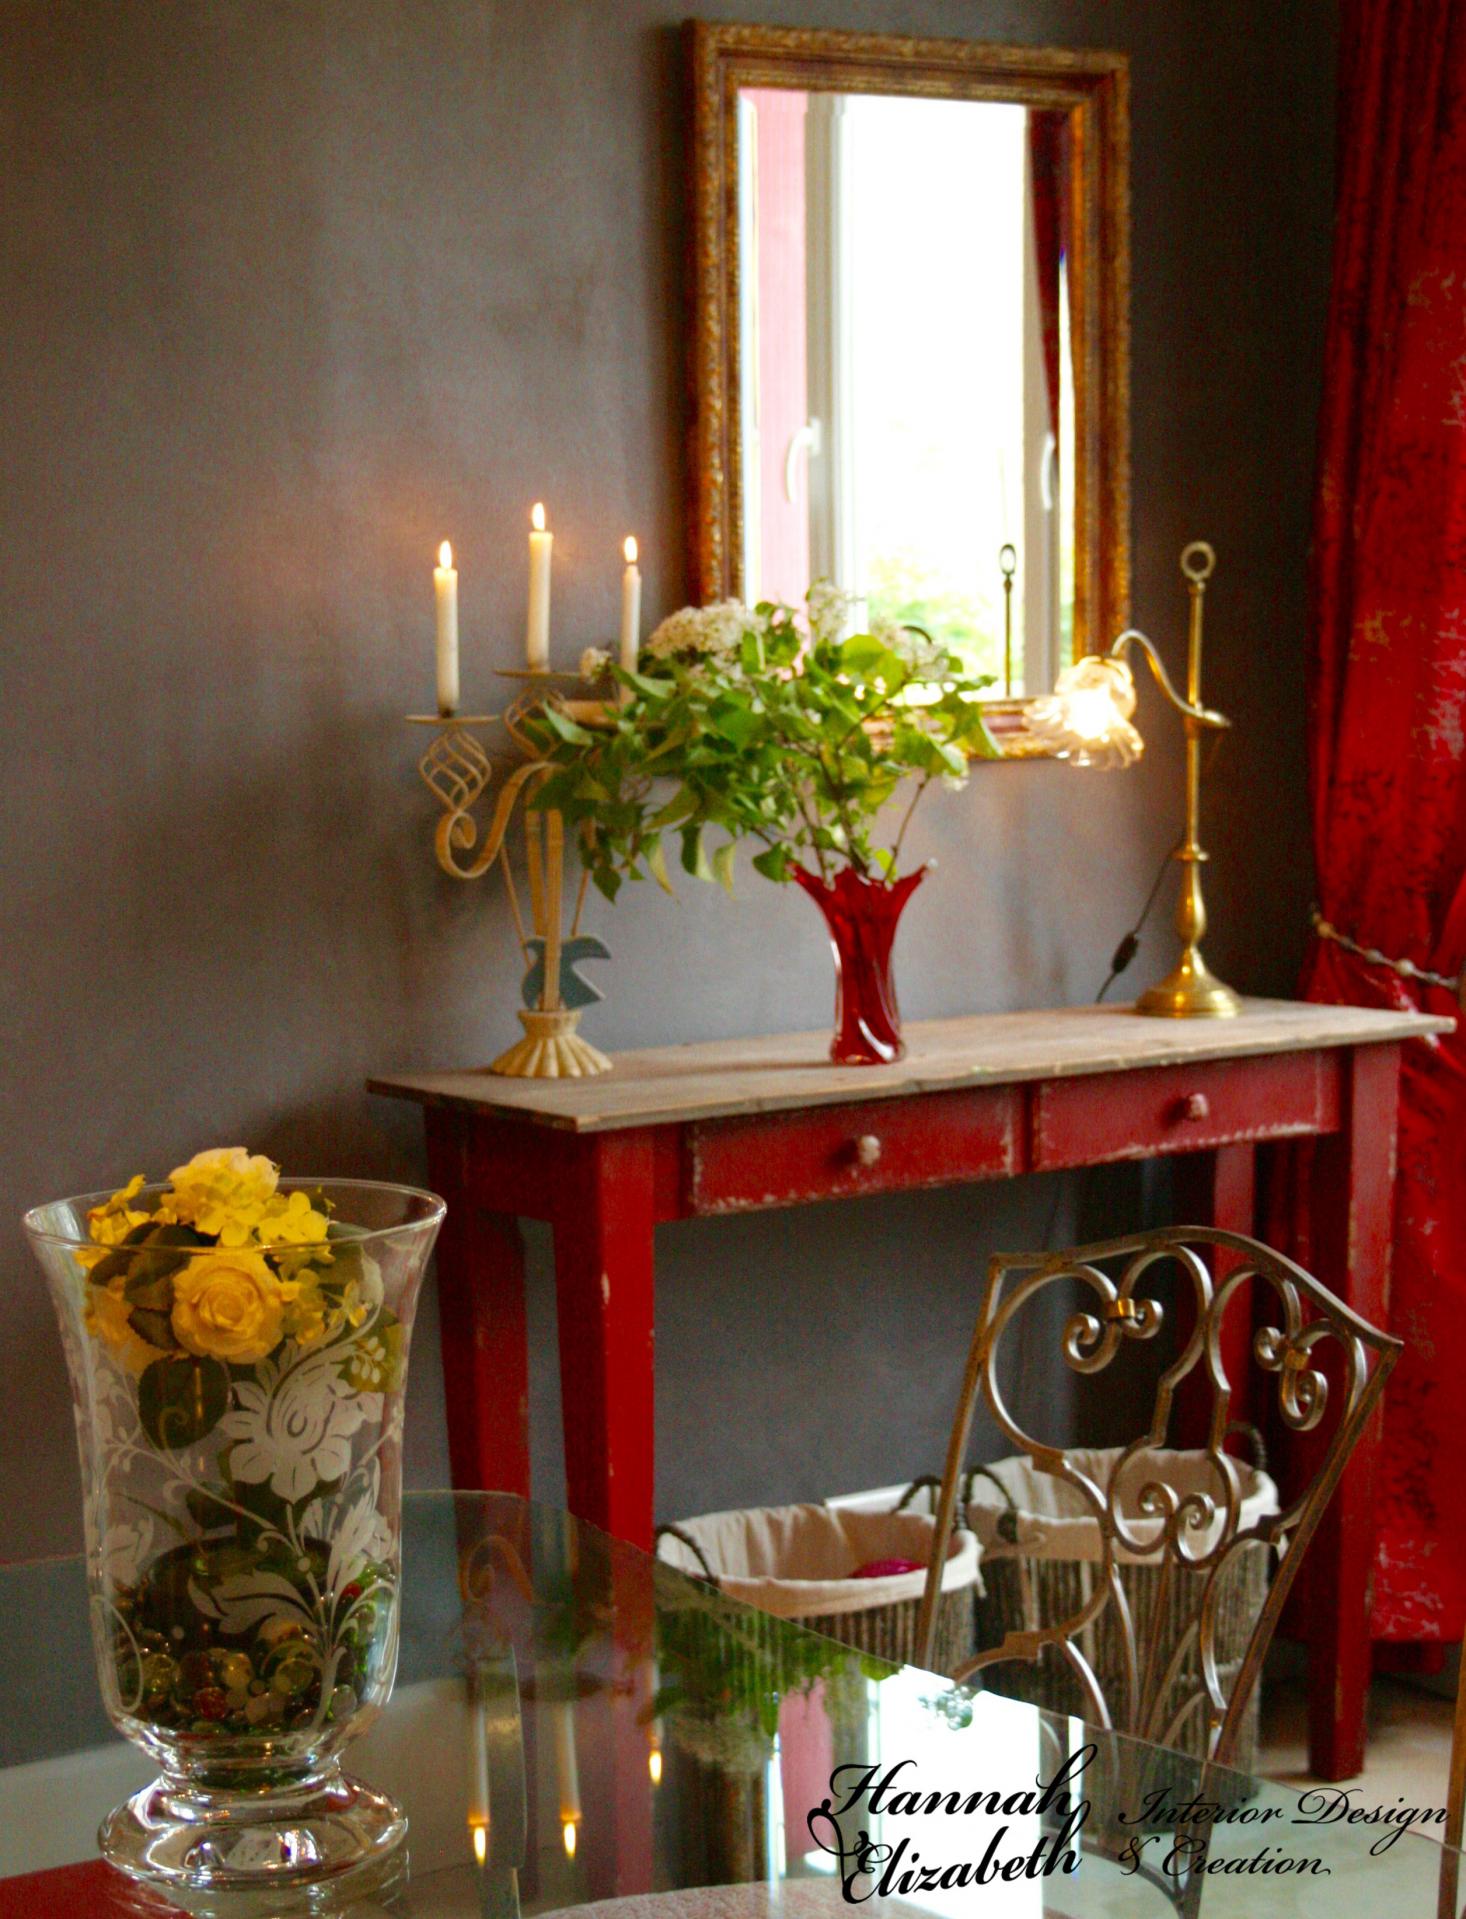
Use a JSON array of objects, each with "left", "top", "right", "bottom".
[
  {"left": 828, "top": 1483, "right": 942, "bottom": 1517},
  {"left": 963, "top": 1447, "right": 1279, "bottom": 1565},
  {"left": 657, "top": 1502, "right": 979, "bottom": 1618}
]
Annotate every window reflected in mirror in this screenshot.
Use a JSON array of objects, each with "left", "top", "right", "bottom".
[
  {"left": 739, "top": 90, "right": 1075, "bottom": 695},
  {"left": 690, "top": 25, "right": 1130, "bottom": 735}
]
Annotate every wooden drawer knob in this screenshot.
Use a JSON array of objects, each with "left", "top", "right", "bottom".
[
  {"left": 854, "top": 1134, "right": 883, "bottom": 1168},
  {"left": 1180, "top": 1092, "right": 1211, "bottom": 1122}
]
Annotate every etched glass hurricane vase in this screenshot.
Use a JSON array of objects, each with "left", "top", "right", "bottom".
[{"left": 25, "top": 1176, "right": 444, "bottom": 1896}]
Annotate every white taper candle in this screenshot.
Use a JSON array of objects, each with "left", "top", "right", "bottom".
[
  {"left": 434, "top": 540, "right": 459, "bottom": 715},
  {"left": 619, "top": 535, "right": 642, "bottom": 673},
  {"left": 527, "top": 502, "right": 552, "bottom": 671}
]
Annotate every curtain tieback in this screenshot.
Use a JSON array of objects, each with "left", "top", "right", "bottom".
[{"left": 1310, "top": 908, "right": 1466, "bottom": 1008}]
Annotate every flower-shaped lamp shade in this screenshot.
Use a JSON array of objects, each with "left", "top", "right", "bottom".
[{"left": 1028, "top": 654, "right": 1144, "bottom": 768}]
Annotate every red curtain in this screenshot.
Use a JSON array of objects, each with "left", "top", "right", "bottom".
[
  {"left": 1305, "top": 0, "right": 1466, "bottom": 1640},
  {"left": 1028, "top": 110, "right": 1068, "bottom": 432}
]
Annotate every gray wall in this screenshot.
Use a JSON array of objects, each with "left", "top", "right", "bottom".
[{"left": 1, "top": 0, "right": 1335, "bottom": 1560}]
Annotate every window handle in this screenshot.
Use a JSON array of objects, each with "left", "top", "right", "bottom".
[{"left": 784, "top": 419, "right": 823, "bottom": 502}]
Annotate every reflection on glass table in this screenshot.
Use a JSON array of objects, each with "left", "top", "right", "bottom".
[{"left": 0, "top": 1492, "right": 1458, "bottom": 1918}]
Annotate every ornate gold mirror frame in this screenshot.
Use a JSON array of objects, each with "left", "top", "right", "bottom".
[{"left": 687, "top": 23, "right": 1131, "bottom": 753}]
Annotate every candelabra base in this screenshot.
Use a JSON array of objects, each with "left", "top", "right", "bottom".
[{"left": 491, "top": 1007, "right": 612, "bottom": 1078}]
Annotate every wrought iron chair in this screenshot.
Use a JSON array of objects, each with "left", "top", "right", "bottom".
[{"left": 915, "top": 1226, "right": 1400, "bottom": 1770}]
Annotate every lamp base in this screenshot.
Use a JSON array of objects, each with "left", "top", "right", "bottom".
[
  {"left": 1134, "top": 947, "right": 1242, "bottom": 1019},
  {"left": 491, "top": 1007, "right": 612, "bottom": 1077}
]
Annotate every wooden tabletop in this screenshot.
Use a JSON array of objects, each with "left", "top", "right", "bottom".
[{"left": 368, "top": 999, "right": 1452, "bottom": 1134}]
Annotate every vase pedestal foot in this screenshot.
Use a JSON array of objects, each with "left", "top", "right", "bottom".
[
  {"left": 491, "top": 1006, "right": 612, "bottom": 1077},
  {"left": 101, "top": 1762, "right": 406, "bottom": 1902}
]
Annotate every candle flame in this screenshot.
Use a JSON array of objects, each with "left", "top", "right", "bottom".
[
  {"left": 470, "top": 1823, "right": 488, "bottom": 1867},
  {"left": 648, "top": 1747, "right": 663, "bottom": 1786},
  {"left": 532, "top": 502, "right": 547, "bottom": 533},
  {"left": 562, "top": 1818, "right": 579, "bottom": 1860},
  {"left": 438, "top": 540, "right": 454, "bottom": 570},
  {"left": 624, "top": 536, "right": 638, "bottom": 565}
]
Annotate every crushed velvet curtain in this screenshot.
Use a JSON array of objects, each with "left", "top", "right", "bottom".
[
  {"left": 1027, "top": 110, "right": 1068, "bottom": 432},
  {"left": 1303, "top": 0, "right": 1466, "bottom": 1640}
]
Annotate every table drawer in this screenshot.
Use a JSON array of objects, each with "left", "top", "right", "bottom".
[
  {"left": 1030, "top": 1052, "right": 1339, "bottom": 1170},
  {"left": 687, "top": 1085, "right": 1020, "bottom": 1214}
]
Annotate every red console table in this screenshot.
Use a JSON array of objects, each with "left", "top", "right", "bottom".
[{"left": 371, "top": 997, "right": 1449, "bottom": 1780}]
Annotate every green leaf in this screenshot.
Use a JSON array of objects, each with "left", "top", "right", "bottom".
[
  {"left": 650, "top": 787, "right": 699, "bottom": 830},
  {"left": 751, "top": 846, "right": 790, "bottom": 882},
  {"left": 127, "top": 1304, "right": 181, "bottom": 1350},
  {"left": 124, "top": 1267, "right": 176, "bottom": 1310},
  {"left": 965, "top": 711, "right": 1001, "bottom": 759},
  {"left": 706, "top": 698, "right": 763, "bottom": 750},
  {"left": 86, "top": 1241, "right": 146, "bottom": 1289},
  {"left": 679, "top": 824, "right": 713, "bottom": 882},
  {"left": 837, "top": 633, "right": 886, "bottom": 673},
  {"left": 646, "top": 835, "right": 675, "bottom": 895},
  {"left": 138, "top": 1354, "right": 230, "bottom": 1450},
  {"left": 623, "top": 667, "right": 674, "bottom": 700},
  {"left": 712, "top": 840, "right": 737, "bottom": 895},
  {"left": 538, "top": 705, "right": 596, "bottom": 746},
  {"left": 87, "top": 1219, "right": 189, "bottom": 1288},
  {"left": 127, "top": 1222, "right": 207, "bottom": 1285}
]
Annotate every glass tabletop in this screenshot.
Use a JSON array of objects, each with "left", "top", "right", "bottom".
[{"left": 0, "top": 1491, "right": 1457, "bottom": 1918}]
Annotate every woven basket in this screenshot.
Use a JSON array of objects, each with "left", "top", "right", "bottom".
[
  {"left": 655, "top": 1502, "right": 979, "bottom": 1677},
  {"left": 969, "top": 1447, "right": 1274, "bottom": 1772},
  {"left": 831, "top": 1441, "right": 1276, "bottom": 1774}
]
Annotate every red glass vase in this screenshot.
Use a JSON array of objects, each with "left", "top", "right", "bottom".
[{"left": 792, "top": 864, "right": 927, "bottom": 1065}]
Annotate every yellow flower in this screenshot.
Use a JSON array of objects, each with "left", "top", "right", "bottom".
[
  {"left": 257, "top": 1189, "right": 331, "bottom": 1248},
  {"left": 85, "top": 1275, "right": 169, "bottom": 1376},
  {"left": 77, "top": 1175, "right": 150, "bottom": 1272},
  {"left": 282, "top": 1273, "right": 331, "bottom": 1348},
  {"left": 280, "top": 1269, "right": 368, "bottom": 1350},
  {"left": 165, "top": 1148, "right": 280, "bottom": 1247},
  {"left": 171, "top": 1250, "right": 291, "bottom": 1364}
]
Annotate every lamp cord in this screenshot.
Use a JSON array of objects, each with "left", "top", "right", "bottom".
[
  {"left": 1039, "top": 821, "right": 1176, "bottom": 1249},
  {"left": 1042, "top": 738, "right": 1224, "bottom": 1241},
  {"left": 1096, "top": 726, "right": 1227, "bottom": 1002},
  {"left": 1096, "top": 842, "right": 1175, "bottom": 1002}
]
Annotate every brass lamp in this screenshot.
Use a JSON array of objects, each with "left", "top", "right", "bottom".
[{"left": 1029, "top": 540, "right": 1241, "bottom": 1019}]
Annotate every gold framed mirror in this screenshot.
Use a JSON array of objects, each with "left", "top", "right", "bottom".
[{"left": 687, "top": 23, "right": 1130, "bottom": 745}]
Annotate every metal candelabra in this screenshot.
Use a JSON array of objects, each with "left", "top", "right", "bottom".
[{"left": 408, "top": 671, "right": 614, "bottom": 1078}]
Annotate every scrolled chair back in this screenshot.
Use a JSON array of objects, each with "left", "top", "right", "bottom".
[{"left": 916, "top": 1227, "right": 1400, "bottom": 1769}]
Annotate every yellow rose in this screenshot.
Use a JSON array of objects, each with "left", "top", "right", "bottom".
[
  {"left": 171, "top": 1250, "right": 290, "bottom": 1363},
  {"left": 166, "top": 1148, "right": 280, "bottom": 1247},
  {"left": 86, "top": 1275, "right": 167, "bottom": 1376}
]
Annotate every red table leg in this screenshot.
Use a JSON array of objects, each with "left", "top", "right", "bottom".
[
  {"left": 1175, "top": 1144, "right": 1257, "bottom": 1437},
  {"left": 1306, "top": 1042, "right": 1402, "bottom": 1781},
  {"left": 426, "top": 1109, "right": 531, "bottom": 1496},
  {"left": 551, "top": 1131, "right": 657, "bottom": 1548},
  {"left": 575, "top": 1545, "right": 658, "bottom": 1899}
]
